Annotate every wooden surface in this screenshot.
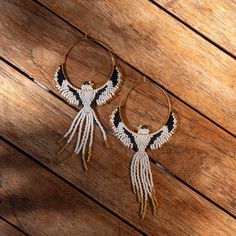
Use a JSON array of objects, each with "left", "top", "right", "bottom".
[
  {"left": 1, "top": 58, "right": 236, "bottom": 235},
  {"left": 155, "top": 0, "right": 236, "bottom": 56},
  {"left": 0, "top": 0, "right": 235, "bottom": 235},
  {"left": 0, "top": 47, "right": 235, "bottom": 235},
  {"left": 0, "top": 139, "right": 139, "bottom": 236},
  {"left": 38, "top": 0, "right": 236, "bottom": 135},
  {"left": 0, "top": 219, "right": 24, "bottom": 236}
]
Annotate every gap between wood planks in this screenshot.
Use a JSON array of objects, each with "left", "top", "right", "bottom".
[
  {"left": 147, "top": 0, "right": 236, "bottom": 60},
  {"left": 33, "top": 0, "right": 236, "bottom": 139},
  {"left": 0, "top": 215, "right": 28, "bottom": 236},
  {"left": 154, "top": 159, "right": 236, "bottom": 220},
  {"left": 1, "top": 55, "right": 235, "bottom": 222},
  {"left": 34, "top": 0, "right": 236, "bottom": 60},
  {"left": 0, "top": 136, "right": 146, "bottom": 236}
]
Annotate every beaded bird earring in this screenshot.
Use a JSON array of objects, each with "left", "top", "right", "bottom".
[
  {"left": 110, "top": 78, "right": 177, "bottom": 219},
  {"left": 54, "top": 36, "right": 122, "bottom": 170}
]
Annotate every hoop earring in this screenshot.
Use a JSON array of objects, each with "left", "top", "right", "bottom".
[
  {"left": 110, "top": 78, "right": 177, "bottom": 219},
  {"left": 54, "top": 35, "right": 122, "bottom": 170}
]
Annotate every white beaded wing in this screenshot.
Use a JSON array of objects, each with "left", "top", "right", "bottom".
[
  {"left": 54, "top": 65, "right": 82, "bottom": 106},
  {"left": 94, "top": 66, "right": 122, "bottom": 106},
  {"left": 146, "top": 112, "right": 177, "bottom": 150},
  {"left": 110, "top": 107, "right": 138, "bottom": 151}
]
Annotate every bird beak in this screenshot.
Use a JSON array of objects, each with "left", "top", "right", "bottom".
[{"left": 139, "top": 125, "right": 147, "bottom": 129}]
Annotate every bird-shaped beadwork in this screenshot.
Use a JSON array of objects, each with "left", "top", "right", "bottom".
[
  {"left": 110, "top": 107, "right": 177, "bottom": 218},
  {"left": 54, "top": 65, "right": 122, "bottom": 169}
]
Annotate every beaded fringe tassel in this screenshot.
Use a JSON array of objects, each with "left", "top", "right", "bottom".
[
  {"left": 130, "top": 151, "right": 158, "bottom": 219},
  {"left": 58, "top": 108, "right": 107, "bottom": 170}
]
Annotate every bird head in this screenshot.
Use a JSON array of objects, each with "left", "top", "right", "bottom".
[
  {"left": 137, "top": 125, "right": 150, "bottom": 134},
  {"left": 81, "top": 81, "right": 94, "bottom": 90}
]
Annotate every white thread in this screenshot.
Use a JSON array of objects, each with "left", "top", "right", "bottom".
[
  {"left": 144, "top": 153, "right": 153, "bottom": 191},
  {"left": 74, "top": 111, "right": 86, "bottom": 152},
  {"left": 130, "top": 152, "right": 154, "bottom": 203},
  {"left": 134, "top": 153, "right": 143, "bottom": 197},
  {"left": 76, "top": 112, "right": 90, "bottom": 154},
  {"left": 82, "top": 113, "right": 92, "bottom": 156},
  {"left": 64, "top": 110, "right": 83, "bottom": 138},
  {"left": 91, "top": 109, "right": 107, "bottom": 142},
  {"left": 88, "top": 112, "right": 94, "bottom": 152},
  {"left": 140, "top": 153, "right": 148, "bottom": 200},
  {"left": 68, "top": 111, "right": 84, "bottom": 143}
]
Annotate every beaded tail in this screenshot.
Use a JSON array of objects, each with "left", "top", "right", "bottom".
[
  {"left": 57, "top": 108, "right": 107, "bottom": 170},
  {"left": 130, "top": 151, "right": 158, "bottom": 219}
]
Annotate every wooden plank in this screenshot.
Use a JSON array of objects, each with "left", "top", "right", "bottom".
[
  {"left": 0, "top": 219, "right": 24, "bottom": 236},
  {"left": 0, "top": 139, "right": 139, "bottom": 235},
  {"left": 0, "top": 0, "right": 235, "bottom": 217},
  {"left": 36, "top": 0, "right": 236, "bottom": 135},
  {"left": 153, "top": 0, "right": 236, "bottom": 56},
  {"left": 1, "top": 59, "right": 236, "bottom": 235}
]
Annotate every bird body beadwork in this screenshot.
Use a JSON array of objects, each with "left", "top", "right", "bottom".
[
  {"left": 110, "top": 107, "right": 177, "bottom": 218},
  {"left": 54, "top": 65, "right": 122, "bottom": 169}
]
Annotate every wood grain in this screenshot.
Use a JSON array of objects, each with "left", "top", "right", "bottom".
[
  {"left": 0, "top": 0, "right": 236, "bottom": 218},
  {"left": 0, "top": 139, "right": 139, "bottom": 236},
  {"left": 37, "top": 0, "right": 236, "bottom": 135},
  {"left": 0, "top": 220, "right": 24, "bottom": 236},
  {"left": 154, "top": 0, "right": 236, "bottom": 56},
  {"left": 1, "top": 60, "right": 236, "bottom": 235}
]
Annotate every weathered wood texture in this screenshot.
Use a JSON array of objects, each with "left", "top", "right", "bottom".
[
  {"left": 155, "top": 0, "right": 236, "bottom": 56},
  {"left": 0, "top": 0, "right": 236, "bottom": 218},
  {"left": 0, "top": 139, "right": 139, "bottom": 236},
  {"left": 37, "top": 0, "right": 236, "bottom": 135},
  {"left": 1, "top": 59, "right": 236, "bottom": 235},
  {"left": 0, "top": 220, "right": 24, "bottom": 236}
]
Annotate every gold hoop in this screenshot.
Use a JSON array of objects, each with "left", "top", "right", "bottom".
[
  {"left": 62, "top": 34, "right": 116, "bottom": 85},
  {"left": 119, "top": 76, "right": 172, "bottom": 133}
]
